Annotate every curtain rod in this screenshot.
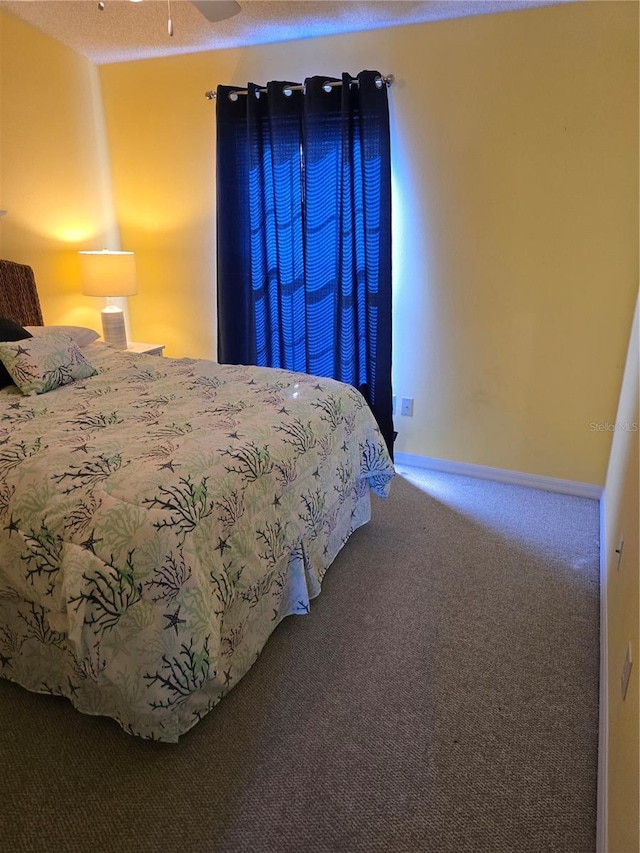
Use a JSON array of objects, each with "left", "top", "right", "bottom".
[{"left": 205, "top": 73, "right": 394, "bottom": 101}]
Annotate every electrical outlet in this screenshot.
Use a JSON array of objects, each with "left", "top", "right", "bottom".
[
  {"left": 615, "top": 537, "right": 624, "bottom": 570},
  {"left": 400, "top": 397, "right": 414, "bottom": 417},
  {"left": 621, "top": 642, "right": 633, "bottom": 700}
]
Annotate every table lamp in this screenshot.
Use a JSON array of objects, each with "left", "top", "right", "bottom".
[{"left": 79, "top": 250, "right": 137, "bottom": 349}]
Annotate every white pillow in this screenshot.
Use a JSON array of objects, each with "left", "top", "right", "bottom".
[
  {"left": 24, "top": 325, "right": 100, "bottom": 348},
  {"left": 0, "top": 331, "right": 97, "bottom": 395}
]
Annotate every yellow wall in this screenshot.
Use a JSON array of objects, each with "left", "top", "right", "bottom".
[
  {"left": 603, "top": 295, "right": 639, "bottom": 853},
  {"left": 0, "top": 3, "right": 636, "bottom": 483},
  {"left": 99, "top": 0, "right": 638, "bottom": 485},
  {"left": 0, "top": 10, "right": 116, "bottom": 329},
  {"left": 99, "top": 55, "right": 219, "bottom": 361}
]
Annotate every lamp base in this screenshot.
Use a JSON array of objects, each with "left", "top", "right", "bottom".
[{"left": 101, "top": 306, "right": 128, "bottom": 349}]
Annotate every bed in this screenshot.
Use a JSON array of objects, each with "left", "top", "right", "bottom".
[{"left": 0, "top": 260, "right": 394, "bottom": 741}]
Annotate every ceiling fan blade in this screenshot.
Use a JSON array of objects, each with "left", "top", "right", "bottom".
[{"left": 190, "top": 0, "right": 241, "bottom": 22}]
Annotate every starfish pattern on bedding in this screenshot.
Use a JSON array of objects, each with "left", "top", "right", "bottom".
[
  {"left": 4, "top": 514, "right": 20, "bottom": 536},
  {"left": 215, "top": 536, "right": 230, "bottom": 555},
  {"left": 80, "top": 531, "right": 103, "bottom": 553},
  {"left": 163, "top": 607, "right": 186, "bottom": 634}
]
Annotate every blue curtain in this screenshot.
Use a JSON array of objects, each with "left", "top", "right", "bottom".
[{"left": 216, "top": 70, "right": 393, "bottom": 455}]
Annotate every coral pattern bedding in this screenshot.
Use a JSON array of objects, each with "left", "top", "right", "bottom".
[{"left": 0, "top": 343, "right": 394, "bottom": 741}]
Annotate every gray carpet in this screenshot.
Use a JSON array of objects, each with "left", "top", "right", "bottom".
[{"left": 1, "top": 467, "right": 600, "bottom": 853}]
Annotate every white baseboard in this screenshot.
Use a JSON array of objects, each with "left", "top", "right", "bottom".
[
  {"left": 597, "top": 493, "right": 608, "bottom": 853},
  {"left": 394, "top": 452, "right": 604, "bottom": 500}
]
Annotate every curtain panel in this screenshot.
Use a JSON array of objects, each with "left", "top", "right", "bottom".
[{"left": 216, "top": 70, "right": 393, "bottom": 455}]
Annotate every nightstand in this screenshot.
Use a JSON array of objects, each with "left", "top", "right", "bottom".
[{"left": 127, "top": 342, "right": 165, "bottom": 357}]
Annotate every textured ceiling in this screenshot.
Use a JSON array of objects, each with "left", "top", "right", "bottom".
[{"left": 0, "top": 0, "right": 579, "bottom": 65}]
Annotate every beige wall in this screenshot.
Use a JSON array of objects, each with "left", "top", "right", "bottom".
[
  {"left": 99, "top": 1, "right": 638, "bottom": 485},
  {"left": 0, "top": 10, "right": 116, "bottom": 328},
  {"left": 603, "top": 295, "right": 639, "bottom": 853}
]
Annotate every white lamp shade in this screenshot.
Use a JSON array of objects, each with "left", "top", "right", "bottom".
[{"left": 79, "top": 250, "right": 137, "bottom": 297}]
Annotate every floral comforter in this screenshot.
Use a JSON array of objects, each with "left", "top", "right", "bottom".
[{"left": 0, "top": 345, "right": 394, "bottom": 740}]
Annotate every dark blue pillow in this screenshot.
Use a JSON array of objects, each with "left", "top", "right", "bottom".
[{"left": 0, "top": 317, "right": 33, "bottom": 388}]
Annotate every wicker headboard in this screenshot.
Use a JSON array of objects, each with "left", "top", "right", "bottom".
[{"left": 0, "top": 260, "right": 44, "bottom": 326}]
